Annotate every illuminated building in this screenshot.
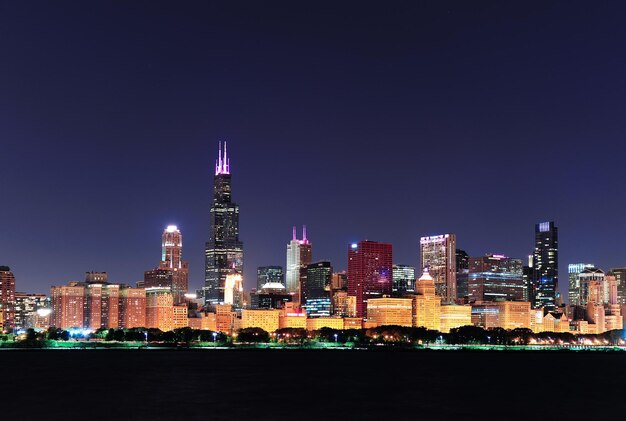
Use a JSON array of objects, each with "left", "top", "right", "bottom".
[
  {"left": 119, "top": 287, "right": 146, "bottom": 328},
  {"left": 332, "top": 290, "right": 349, "bottom": 317},
  {"left": 216, "top": 304, "right": 234, "bottom": 333},
  {"left": 607, "top": 267, "right": 626, "bottom": 304},
  {"left": 532, "top": 221, "right": 558, "bottom": 311},
  {"left": 470, "top": 301, "right": 531, "bottom": 330},
  {"left": 343, "top": 317, "right": 362, "bottom": 329},
  {"left": 173, "top": 305, "right": 188, "bottom": 329},
  {"left": 366, "top": 297, "right": 412, "bottom": 327},
  {"left": 146, "top": 287, "right": 174, "bottom": 332},
  {"left": 257, "top": 266, "right": 284, "bottom": 290},
  {"left": 204, "top": 142, "right": 244, "bottom": 306},
  {"left": 286, "top": 225, "right": 312, "bottom": 301},
  {"left": 331, "top": 272, "right": 347, "bottom": 290},
  {"left": 578, "top": 268, "right": 605, "bottom": 306},
  {"left": 144, "top": 225, "right": 189, "bottom": 305},
  {"left": 468, "top": 254, "right": 525, "bottom": 302},
  {"left": 303, "top": 261, "right": 332, "bottom": 317},
  {"left": 84, "top": 281, "right": 119, "bottom": 330},
  {"left": 252, "top": 282, "right": 292, "bottom": 309},
  {"left": 305, "top": 317, "right": 344, "bottom": 331},
  {"left": 543, "top": 312, "right": 569, "bottom": 333},
  {"left": 279, "top": 302, "right": 307, "bottom": 329},
  {"left": 0, "top": 266, "right": 16, "bottom": 330},
  {"left": 348, "top": 240, "right": 393, "bottom": 318},
  {"left": 412, "top": 269, "right": 441, "bottom": 330},
  {"left": 14, "top": 292, "right": 47, "bottom": 330},
  {"left": 224, "top": 271, "right": 244, "bottom": 309},
  {"left": 188, "top": 312, "right": 217, "bottom": 331},
  {"left": 420, "top": 234, "right": 456, "bottom": 303},
  {"left": 51, "top": 283, "right": 84, "bottom": 329},
  {"left": 392, "top": 265, "right": 415, "bottom": 297},
  {"left": 455, "top": 249, "right": 470, "bottom": 302},
  {"left": 439, "top": 304, "right": 472, "bottom": 333},
  {"left": 530, "top": 308, "right": 544, "bottom": 333},
  {"left": 568, "top": 263, "right": 595, "bottom": 306},
  {"left": 240, "top": 309, "right": 280, "bottom": 332}
]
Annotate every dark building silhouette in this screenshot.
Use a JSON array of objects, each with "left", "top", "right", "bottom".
[
  {"left": 257, "top": 266, "right": 284, "bottom": 290},
  {"left": 468, "top": 254, "right": 524, "bottom": 302},
  {"left": 204, "top": 142, "right": 244, "bottom": 306},
  {"left": 303, "top": 261, "right": 332, "bottom": 317},
  {"left": 455, "top": 249, "right": 469, "bottom": 302},
  {"left": 532, "top": 221, "right": 558, "bottom": 312},
  {"left": 0, "top": 266, "right": 16, "bottom": 330}
]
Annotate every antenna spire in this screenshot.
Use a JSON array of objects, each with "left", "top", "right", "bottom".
[
  {"left": 302, "top": 225, "right": 307, "bottom": 241},
  {"left": 292, "top": 226, "right": 297, "bottom": 241},
  {"left": 215, "top": 141, "right": 232, "bottom": 175}
]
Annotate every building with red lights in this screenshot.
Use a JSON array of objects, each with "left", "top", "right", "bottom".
[{"left": 347, "top": 241, "right": 393, "bottom": 318}]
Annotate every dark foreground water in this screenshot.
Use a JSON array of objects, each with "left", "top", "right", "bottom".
[{"left": 1, "top": 349, "right": 622, "bottom": 420}]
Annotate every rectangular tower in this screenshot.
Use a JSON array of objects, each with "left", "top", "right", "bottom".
[
  {"left": 532, "top": 221, "right": 558, "bottom": 312},
  {"left": 347, "top": 241, "right": 392, "bottom": 318},
  {"left": 420, "top": 234, "right": 457, "bottom": 303}
]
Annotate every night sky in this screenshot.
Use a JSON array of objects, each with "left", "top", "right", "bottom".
[{"left": 3, "top": 2, "right": 626, "bottom": 297}]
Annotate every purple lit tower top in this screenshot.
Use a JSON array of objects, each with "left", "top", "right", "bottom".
[{"left": 215, "top": 141, "right": 231, "bottom": 175}]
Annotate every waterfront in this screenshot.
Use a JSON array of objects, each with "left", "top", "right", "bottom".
[{"left": 1, "top": 349, "right": 623, "bottom": 420}]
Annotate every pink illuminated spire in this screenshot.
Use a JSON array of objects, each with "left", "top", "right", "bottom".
[
  {"left": 215, "top": 141, "right": 231, "bottom": 175},
  {"left": 302, "top": 225, "right": 307, "bottom": 241},
  {"left": 292, "top": 226, "right": 297, "bottom": 241}
]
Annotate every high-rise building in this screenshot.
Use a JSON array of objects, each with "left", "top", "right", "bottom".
[
  {"left": 224, "top": 271, "right": 244, "bottom": 309},
  {"left": 146, "top": 287, "right": 174, "bottom": 332},
  {"left": 392, "top": 265, "right": 415, "bottom": 297},
  {"left": 568, "top": 263, "right": 595, "bottom": 306},
  {"left": 118, "top": 286, "right": 146, "bottom": 329},
  {"left": 50, "top": 283, "right": 85, "bottom": 329},
  {"left": 420, "top": 234, "right": 457, "bottom": 303},
  {"left": 83, "top": 281, "right": 120, "bottom": 330},
  {"left": 532, "top": 221, "right": 558, "bottom": 312},
  {"left": 286, "top": 225, "right": 312, "bottom": 300},
  {"left": 204, "top": 142, "right": 244, "bottom": 306},
  {"left": 145, "top": 226, "right": 189, "bottom": 305},
  {"left": 412, "top": 269, "right": 441, "bottom": 330},
  {"left": 0, "top": 266, "right": 16, "bottom": 330},
  {"left": 455, "top": 249, "right": 470, "bottom": 301},
  {"left": 468, "top": 254, "right": 525, "bottom": 302},
  {"left": 578, "top": 268, "right": 605, "bottom": 306},
  {"left": 256, "top": 266, "right": 284, "bottom": 290},
  {"left": 347, "top": 241, "right": 393, "bottom": 318},
  {"left": 303, "top": 261, "right": 332, "bottom": 318},
  {"left": 607, "top": 267, "right": 626, "bottom": 305},
  {"left": 14, "top": 292, "right": 48, "bottom": 330}
]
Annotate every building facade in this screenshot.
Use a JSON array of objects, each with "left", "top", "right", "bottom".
[
  {"left": 302, "top": 261, "right": 332, "bottom": 317},
  {"left": 0, "top": 266, "right": 16, "bottom": 330},
  {"left": 347, "top": 241, "right": 393, "bottom": 319},
  {"left": 468, "top": 254, "right": 525, "bottom": 302},
  {"left": 392, "top": 265, "right": 415, "bottom": 297},
  {"left": 257, "top": 266, "right": 284, "bottom": 290},
  {"left": 420, "top": 234, "right": 457, "bottom": 303}
]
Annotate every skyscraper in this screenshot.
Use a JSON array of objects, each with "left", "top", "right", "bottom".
[
  {"left": 285, "top": 225, "right": 312, "bottom": 300},
  {"left": 420, "top": 234, "right": 457, "bottom": 302},
  {"left": 568, "top": 263, "right": 595, "bottom": 306},
  {"left": 347, "top": 240, "right": 393, "bottom": 318},
  {"left": 303, "top": 261, "right": 332, "bottom": 317},
  {"left": 455, "top": 249, "right": 470, "bottom": 301},
  {"left": 256, "top": 266, "right": 284, "bottom": 290},
  {"left": 145, "top": 225, "right": 189, "bottom": 305},
  {"left": 392, "top": 265, "right": 415, "bottom": 297},
  {"left": 532, "top": 221, "right": 558, "bottom": 312},
  {"left": 0, "top": 266, "right": 16, "bottom": 330},
  {"left": 204, "top": 142, "right": 244, "bottom": 306},
  {"left": 468, "top": 254, "right": 525, "bottom": 302}
]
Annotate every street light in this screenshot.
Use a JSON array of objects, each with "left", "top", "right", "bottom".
[
  {"left": 212, "top": 332, "right": 217, "bottom": 345},
  {"left": 334, "top": 333, "right": 338, "bottom": 343}
]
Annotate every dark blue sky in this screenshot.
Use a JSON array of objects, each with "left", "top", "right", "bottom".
[{"left": 2, "top": 1, "right": 626, "bottom": 297}]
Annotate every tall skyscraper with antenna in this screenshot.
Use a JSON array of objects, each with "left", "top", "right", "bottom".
[
  {"left": 204, "top": 142, "right": 244, "bottom": 306},
  {"left": 286, "top": 225, "right": 312, "bottom": 301}
]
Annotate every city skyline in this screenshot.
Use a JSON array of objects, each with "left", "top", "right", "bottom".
[{"left": 4, "top": 2, "right": 626, "bottom": 296}]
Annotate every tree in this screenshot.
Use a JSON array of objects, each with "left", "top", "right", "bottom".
[{"left": 237, "top": 327, "right": 269, "bottom": 343}]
